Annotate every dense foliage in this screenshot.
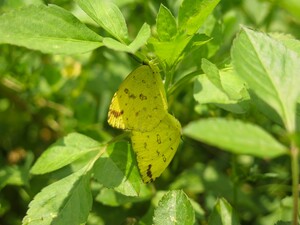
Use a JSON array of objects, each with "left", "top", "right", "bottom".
[{"left": 0, "top": 0, "right": 300, "bottom": 224}]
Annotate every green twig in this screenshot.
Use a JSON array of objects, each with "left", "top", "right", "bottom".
[
  {"left": 168, "top": 70, "right": 202, "bottom": 97},
  {"left": 107, "top": 132, "right": 130, "bottom": 145}
]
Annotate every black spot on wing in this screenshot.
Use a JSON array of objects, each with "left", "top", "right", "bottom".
[{"left": 157, "top": 134, "right": 161, "bottom": 144}]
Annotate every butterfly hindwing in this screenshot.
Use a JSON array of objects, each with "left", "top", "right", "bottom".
[{"left": 131, "top": 114, "right": 181, "bottom": 183}]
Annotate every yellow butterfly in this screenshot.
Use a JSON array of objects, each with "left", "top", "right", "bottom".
[
  {"left": 131, "top": 114, "right": 181, "bottom": 183},
  {"left": 108, "top": 65, "right": 168, "bottom": 132},
  {"left": 108, "top": 65, "right": 181, "bottom": 183}
]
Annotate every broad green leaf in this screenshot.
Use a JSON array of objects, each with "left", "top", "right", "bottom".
[
  {"left": 96, "top": 188, "right": 138, "bottom": 207},
  {"left": 201, "top": 58, "right": 224, "bottom": 93},
  {"left": 181, "top": 33, "right": 212, "bottom": 58},
  {"left": 0, "top": 4, "right": 103, "bottom": 54},
  {"left": 103, "top": 23, "right": 150, "bottom": 53},
  {"left": 208, "top": 198, "right": 240, "bottom": 225},
  {"left": 75, "top": 0, "right": 128, "bottom": 42},
  {"left": 194, "top": 61, "right": 249, "bottom": 113},
  {"left": 93, "top": 142, "right": 141, "bottom": 196},
  {"left": 95, "top": 185, "right": 152, "bottom": 206},
  {"left": 31, "top": 133, "right": 100, "bottom": 174},
  {"left": 178, "top": 0, "right": 220, "bottom": 35},
  {"left": 270, "top": 33, "right": 300, "bottom": 57},
  {"left": 232, "top": 27, "right": 300, "bottom": 131},
  {"left": 149, "top": 36, "right": 192, "bottom": 67},
  {"left": 23, "top": 166, "right": 92, "bottom": 225},
  {"left": 150, "top": 33, "right": 210, "bottom": 68},
  {"left": 128, "top": 23, "right": 151, "bottom": 53},
  {"left": 281, "top": 38, "right": 300, "bottom": 57},
  {"left": 102, "top": 37, "right": 129, "bottom": 52},
  {"left": 156, "top": 4, "right": 177, "bottom": 41},
  {"left": 183, "top": 118, "right": 288, "bottom": 158},
  {"left": 153, "top": 190, "right": 195, "bottom": 225}
]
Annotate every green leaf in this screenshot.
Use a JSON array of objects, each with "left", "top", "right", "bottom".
[
  {"left": 93, "top": 142, "right": 141, "bottom": 196},
  {"left": 95, "top": 184, "right": 152, "bottom": 207},
  {"left": 102, "top": 37, "right": 129, "bottom": 52},
  {"left": 198, "top": 12, "right": 223, "bottom": 58},
  {"left": 208, "top": 198, "right": 240, "bottom": 225},
  {"left": 103, "top": 23, "right": 150, "bottom": 53},
  {"left": 0, "top": 165, "right": 28, "bottom": 190},
  {"left": 270, "top": 33, "right": 300, "bottom": 57},
  {"left": 149, "top": 36, "right": 192, "bottom": 67},
  {"left": 150, "top": 33, "right": 210, "bottom": 68},
  {"left": 30, "top": 133, "right": 100, "bottom": 174},
  {"left": 232, "top": 27, "right": 300, "bottom": 131},
  {"left": 0, "top": 151, "right": 33, "bottom": 190},
  {"left": 201, "top": 58, "right": 224, "bottom": 92},
  {"left": 194, "top": 60, "right": 250, "bottom": 113},
  {"left": 22, "top": 166, "right": 92, "bottom": 225},
  {"left": 189, "top": 199, "right": 205, "bottom": 221},
  {"left": 182, "top": 33, "right": 212, "bottom": 57},
  {"left": 75, "top": 0, "right": 128, "bottom": 42},
  {"left": 260, "top": 196, "right": 300, "bottom": 225},
  {"left": 183, "top": 118, "right": 288, "bottom": 158},
  {"left": 178, "top": 0, "right": 220, "bottom": 35},
  {"left": 128, "top": 23, "right": 151, "bottom": 53},
  {"left": 156, "top": 4, "right": 177, "bottom": 41},
  {"left": 0, "top": 4, "right": 103, "bottom": 54},
  {"left": 153, "top": 190, "right": 195, "bottom": 225},
  {"left": 95, "top": 188, "right": 139, "bottom": 207}
]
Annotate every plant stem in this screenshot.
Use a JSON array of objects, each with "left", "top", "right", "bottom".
[
  {"left": 168, "top": 70, "right": 202, "bottom": 96},
  {"left": 231, "top": 155, "right": 238, "bottom": 206},
  {"left": 291, "top": 141, "right": 299, "bottom": 225},
  {"left": 107, "top": 132, "right": 130, "bottom": 145}
]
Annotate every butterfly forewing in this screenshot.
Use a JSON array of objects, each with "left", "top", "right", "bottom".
[{"left": 108, "top": 65, "right": 168, "bottom": 132}]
